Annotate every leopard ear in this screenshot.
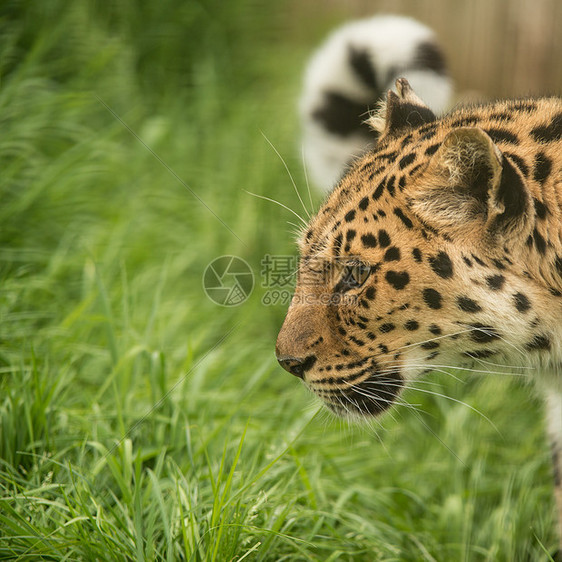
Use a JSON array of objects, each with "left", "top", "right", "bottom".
[
  {"left": 408, "top": 127, "right": 532, "bottom": 240},
  {"left": 368, "top": 78, "right": 436, "bottom": 137}
]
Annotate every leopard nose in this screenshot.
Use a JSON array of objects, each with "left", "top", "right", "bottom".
[{"left": 276, "top": 355, "right": 317, "bottom": 379}]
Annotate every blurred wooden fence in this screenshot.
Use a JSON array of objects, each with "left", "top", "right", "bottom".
[{"left": 289, "top": 0, "right": 562, "bottom": 101}]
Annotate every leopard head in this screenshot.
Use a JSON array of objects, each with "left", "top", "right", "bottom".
[{"left": 276, "top": 79, "right": 560, "bottom": 418}]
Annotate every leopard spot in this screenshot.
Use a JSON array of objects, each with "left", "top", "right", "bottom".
[
  {"left": 525, "top": 334, "right": 551, "bottom": 350},
  {"left": 486, "top": 274, "right": 505, "bottom": 290},
  {"left": 457, "top": 296, "right": 482, "bottom": 313},
  {"left": 513, "top": 292, "right": 531, "bottom": 313},
  {"left": 469, "top": 324, "right": 500, "bottom": 343},
  {"left": 531, "top": 113, "right": 562, "bottom": 143},
  {"left": 394, "top": 207, "right": 414, "bottom": 229},
  {"left": 378, "top": 230, "right": 391, "bottom": 247},
  {"left": 483, "top": 127, "right": 519, "bottom": 145},
  {"left": 429, "top": 251, "right": 453, "bottom": 279},
  {"left": 365, "top": 286, "right": 376, "bottom": 300},
  {"left": 386, "top": 175, "right": 396, "bottom": 196},
  {"left": 533, "top": 152, "right": 552, "bottom": 184},
  {"left": 399, "top": 153, "right": 416, "bottom": 169},
  {"left": 384, "top": 247, "right": 401, "bottom": 261},
  {"left": 361, "top": 233, "right": 377, "bottom": 248},
  {"left": 533, "top": 198, "right": 548, "bottom": 220},
  {"left": 372, "top": 179, "right": 385, "bottom": 200},
  {"left": 423, "top": 288, "right": 442, "bottom": 309},
  {"left": 463, "top": 349, "right": 495, "bottom": 359},
  {"left": 385, "top": 271, "right": 410, "bottom": 290},
  {"left": 425, "top": 143, "right": 440, "bottom": 156}
]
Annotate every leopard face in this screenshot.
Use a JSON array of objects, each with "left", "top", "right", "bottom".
[{"left": 276, "top": 80, "right": 562, "bottom": 418}]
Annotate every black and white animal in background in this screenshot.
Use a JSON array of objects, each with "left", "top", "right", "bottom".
[{"left": 300, "top": 15, "right": 453, "bottom": 192}]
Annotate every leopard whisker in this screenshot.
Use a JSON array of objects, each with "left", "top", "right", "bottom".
[
  {"left": 244, "top": 190, "right": 308, "bottom": 226},
  {"left": 346, "top": 385, "right": 420, "bottom": 413},
  {"left": 362, "top": 362, "right": 526, "bottom": 403},
  {"left": 469, "top": 355, "right": 534, "bottom": 371},
  {"left": 456, "top": 323, "right": 528, "bottom": 359},
  {"left": 393, "top": 362, "right": 529, "bottom": 379},
  {"left": 373, "top": 352, "right": 531, "bottom": 376},
  {"left": 261, "top": 130, "right": 311, "bottom": 220},
  {"left": 287, "top": 221, "right": 305, "bottom": 233},
  {"left": 300, "top": 143, "right": 315, "bottom": 217},
  {"left": 378, "top": 324, "right": 530, "bottom": 361},
  {"left": 357, "top": 379, "right": 499, "bottom": 432},
  {"left": 405, "top": 404, "right": 467, "bottom": 466},
  {"left": 335, "top": 393, "right": 353, "bottom": 417},
  {"left": 388, "top": 327, "right": 477, "bottom": 354}
]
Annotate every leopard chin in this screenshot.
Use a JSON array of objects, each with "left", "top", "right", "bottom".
[{"left": 310, "top": 369, "right": 403, "bottom": 417}]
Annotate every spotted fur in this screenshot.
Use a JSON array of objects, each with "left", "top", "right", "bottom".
[
  {"left": 300, "top": 15, "right": 452, "bottom": 192},
  {"left": 278, "top": 79, "right": 562, "bottom": 550}
]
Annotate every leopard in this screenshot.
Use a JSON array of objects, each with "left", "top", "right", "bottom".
[{"left": 276, "top": 78, "right": 562, "bottom": 552}]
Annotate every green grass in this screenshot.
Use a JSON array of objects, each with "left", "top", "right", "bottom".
[{"left": 0, "top": 1, "right": 558, "bottom": 560}]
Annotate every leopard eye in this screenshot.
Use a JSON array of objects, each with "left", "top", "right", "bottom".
[{"left": 340, "top": 262, "right": 371, "bottom": 290}]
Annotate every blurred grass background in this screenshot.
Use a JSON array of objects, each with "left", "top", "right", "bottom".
[{"left": 0, "top": 0, "right": 561, "bottom": 560}]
